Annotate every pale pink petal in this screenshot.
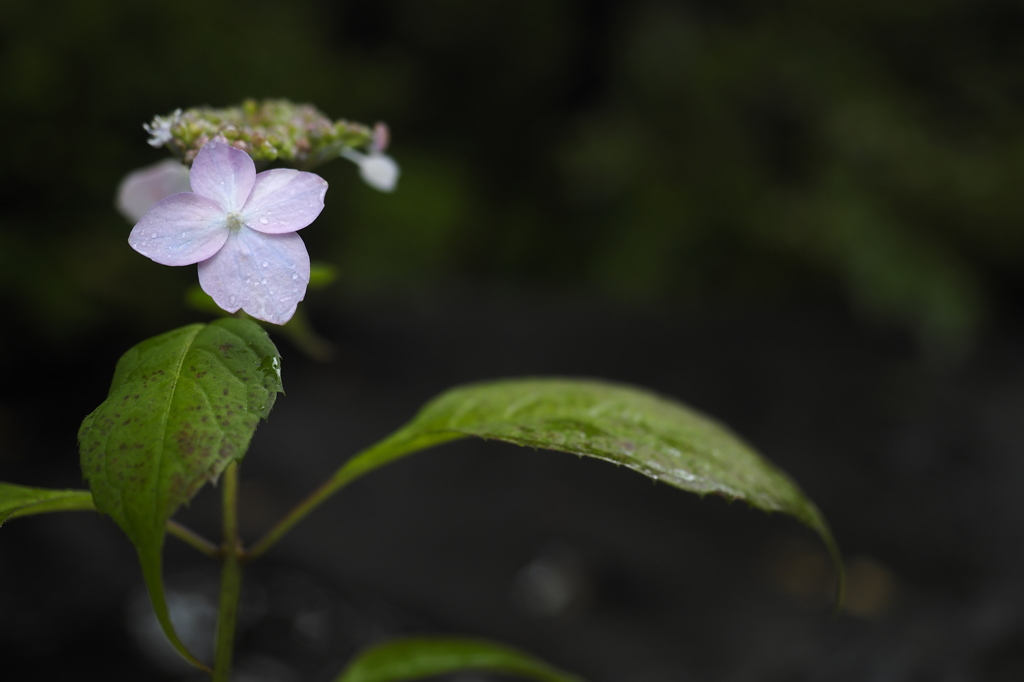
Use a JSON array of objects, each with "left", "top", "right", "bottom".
[
  {"left": 197, "top": 228, "right": 310, "bottom": 325},
  {"left": 371, "top": 122, "right": 390, "bottom": 153},
  {"left": 115, "top": 159, "right": 192, "bottom": 223},
  {"left": 188, "top": 142, "right": 256, "bottom": 211},
  {"left": 241, "top": 169, "right": 328, "bottom": 234},
  {"left": 128, "top": 193, "right": 230, "bottom": 266}
]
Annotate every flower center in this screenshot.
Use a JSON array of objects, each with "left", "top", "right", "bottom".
[{"left": 225, "top": 211, "right": 246, "bottom": 232}]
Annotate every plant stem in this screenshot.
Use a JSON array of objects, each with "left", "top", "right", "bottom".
[
  {"left": 166, "top": 520, "right": 220, "bottom": 558},
  {"left": 212, "top": 461, "right": 243, "bottom": 682},
  {"left": 245, "top": 472, "right": 339, "bottom": 560},
  {"left": 246, "top": 435, "right": 433, "bottom": 560}
]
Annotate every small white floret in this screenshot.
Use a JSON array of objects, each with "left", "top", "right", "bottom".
[
  {"left": 341, "top": 148, "right": 400, "bottom": 192},
  {"left": 142, "top": 109, "right": 182, "bottom": 148}
]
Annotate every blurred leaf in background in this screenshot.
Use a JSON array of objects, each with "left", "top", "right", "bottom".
[{"left": 2, "top": 0, "right": 1023, "bottom": 351}]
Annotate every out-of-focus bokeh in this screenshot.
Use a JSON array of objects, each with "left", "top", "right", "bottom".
[
  {"left": 3, "top": 1, "right": 1024, "bottom": 681},
  {"left": 3, "top": 0, "right": 1023, "bottom": 348}
]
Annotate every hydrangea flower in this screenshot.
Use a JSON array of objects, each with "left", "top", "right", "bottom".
[{"left": 129, "top": 141, "right": 328, "bottom": 325}]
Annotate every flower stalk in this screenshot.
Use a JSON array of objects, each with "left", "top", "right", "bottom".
[{"left": 212, "top": 461, "right": 243, "bottom": 682}]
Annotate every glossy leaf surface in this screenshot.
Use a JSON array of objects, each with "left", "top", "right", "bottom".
[
  {"left": 78, "top": 317, "right": 282, "bottom": 668},
  {"left": 335, "top": 637, "right": 584, "bottom": 682},
  {"left": 328, "top": 379, "right": 841, "bottom": 586},
  {"left": 0, "top": 483, "right": 95, "bottom": 526}
]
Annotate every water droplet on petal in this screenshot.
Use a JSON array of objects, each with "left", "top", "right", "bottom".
[
  {"left": 259, "top": 216, "right": 269, "bottom": 225},
  {"left": 291, "top": 274, "right": 298, "bottom": 280},
  {"left": 262, "top": 261, "right": 269, "bottom": 268},
  {"left": 261, "top": 278, "right": 267, "bottom": 284}
]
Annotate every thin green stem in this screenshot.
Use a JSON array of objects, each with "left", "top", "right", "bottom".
[
  {"left": 246, "top": 434, "right": 442, "bottom": 561},
  {"left": 244, "top": 472, "right": 341, "bottom": 561},
  {"left": 166, "top": 520, "right": 220, "bottom": 558},
  {"left": 212, "top": 461, "right": 243, "bottom": 682}
]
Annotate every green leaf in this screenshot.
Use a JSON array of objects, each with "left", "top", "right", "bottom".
[
  {"left": 334, "top": 637, "right": 585, "bottom": 682},
  {"left": 77, "top": 317, "right": 283, "bottom": 670},
  {"left": 325, "top": 379, "right": 842, "bottom": 596},
  {"left": 79, "top": 317, "right": 282, "bottom": 540},
  {"left": 0, "top": 483, "right": 95, "bottom": 526}
]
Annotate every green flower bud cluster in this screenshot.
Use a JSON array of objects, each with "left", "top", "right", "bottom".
[{"left": 144, "top": 99, "right": 375, "bottom": 170}]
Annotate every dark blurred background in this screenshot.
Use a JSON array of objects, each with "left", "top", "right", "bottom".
[{"left": 2, "top": 1, "right": 1024, "bottom": 680}]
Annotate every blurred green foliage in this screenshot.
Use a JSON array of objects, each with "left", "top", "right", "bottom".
[{"left": 2, "top": 0, "right": 1022, "bottom": 350}]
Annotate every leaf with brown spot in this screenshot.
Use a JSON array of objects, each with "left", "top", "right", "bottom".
[{"left": 78, "top": 318, "right": 282, "bottom": 669}]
